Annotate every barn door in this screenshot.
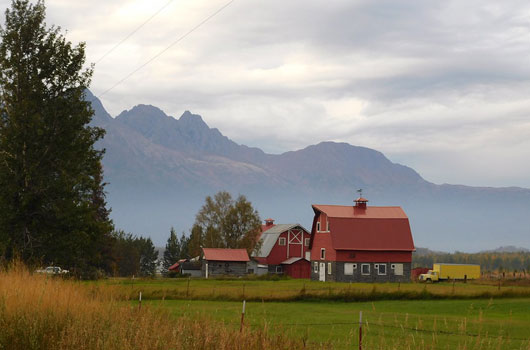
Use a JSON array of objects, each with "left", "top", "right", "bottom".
[{"left": 319, "top": 262, "right": 326, "bottom": 281}]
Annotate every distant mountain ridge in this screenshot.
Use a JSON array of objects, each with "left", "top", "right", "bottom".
[{"left": 85, "top": 91, "right": 530, "bottom": 252}]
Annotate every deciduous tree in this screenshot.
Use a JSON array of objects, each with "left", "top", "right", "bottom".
[{"left": 188, "top": 191, "right": 261, "bottom": 256}]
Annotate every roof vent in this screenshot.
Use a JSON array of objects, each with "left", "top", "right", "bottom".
[{"left": 354, "top": 190, "right": 368, "bottom": 209}]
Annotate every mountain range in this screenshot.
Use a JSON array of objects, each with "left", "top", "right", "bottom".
[{"left": 86, "top": 90, "right": 530, "bottom": 252}]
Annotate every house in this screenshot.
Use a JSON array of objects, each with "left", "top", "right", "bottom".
[
  {"left": 201, "top": 248, "right": 250, "bottom": 278},
  {"left": 253, "top": 219, "right": 312, "bottom": 278},
  {"left": 309, "top": 197, "right": 415, "bottom": 282}
]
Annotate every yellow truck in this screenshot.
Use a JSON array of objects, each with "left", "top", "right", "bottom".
[{"left": 419, "top": 263, "right": 480, "bottom": 282}]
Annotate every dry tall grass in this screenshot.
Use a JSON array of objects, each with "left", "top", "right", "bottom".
[{"left": 0, "top": 262, "right": 316, "bottom": 350}]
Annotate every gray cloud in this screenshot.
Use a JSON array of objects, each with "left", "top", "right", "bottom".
[{"left": 1, "top": 0, "right": 530, "bottom": 187}]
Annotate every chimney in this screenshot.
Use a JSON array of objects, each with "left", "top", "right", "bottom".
[{"left": 264, "top": 218, "right": 275, "bottom": 227}]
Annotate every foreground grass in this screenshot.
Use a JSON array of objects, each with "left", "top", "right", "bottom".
[
  {"left": 0, "top": 264, "right": 319, "bottom": 350},
  {"left": 145, "top": 298, "right": 530, "bottom": 350},
  {"left": 97, "top": 276, "right": 530, "bottom": 302}
]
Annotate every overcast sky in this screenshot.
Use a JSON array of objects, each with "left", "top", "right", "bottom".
[{"left": 2, "top": 0, "right": 530, "bottom": 188}]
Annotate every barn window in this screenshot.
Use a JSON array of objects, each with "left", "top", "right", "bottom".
[
  {"left": 313, "top": 262, "right": 318, "bottom": 273},
  {"left": 326, "top": 221, "right": 329, "bottom": 232},
  {"left": 276, "top": 266, "right": 283, "bottom": 273},
  {"left": 344, "top": 263, "right": 355, "bottom": 275},
  {"left": 316, "top": 222, "right": 321, "bottom": 232},
  {"left": 393, "top": 263, "right": 404, "bottom": 276},
  {"left": 377, "top": 264, "right": 386, "bottom": 275},
  {"left": 327, "top": 262, "right": 332, "bottom": 274},
  {"left": 361, "top": 264, "right": 370, "bottom": 275},
  {"left": 320, "top": 248, "right": 326, "bottom": 260},
  {"left": 304, "top": 238, "right": 310, "bottom": 246},
  {"left": 278, "top": 237, "right": 286, "bottom": 246}
]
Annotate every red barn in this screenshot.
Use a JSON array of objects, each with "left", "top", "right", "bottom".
[
  {"left": 309, "top": 197, "right": 415, "bottom": 282},
  {"left": 253, "top": 219, "right": 311, "bottom": 278}
]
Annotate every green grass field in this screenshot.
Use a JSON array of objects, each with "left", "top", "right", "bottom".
[
  {"left": 97, "top": 276, "right": 530, "bottom": 302},
  {"left": 143, "top": 298, "right": 530, "bottom": 349},
  {"left": 100, "top": 277, "right": 530, "bottom": 349}
]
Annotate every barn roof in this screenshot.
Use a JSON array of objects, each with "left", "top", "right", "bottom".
[
  {"left": 202, "top": 248, "right": 250, "bottom": 262},
  {"left": 253, "top": 223, "right": 310, "bottom": 258},
  {"left": 312, "top": 204, "right": 414, "bottom": 251},
  {"left": 281, "top": 257, "right": 310, "bottom": 265}
]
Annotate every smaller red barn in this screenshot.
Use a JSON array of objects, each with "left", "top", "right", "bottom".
[
  {"left": 202, "top": 248, "right": 250, "bottom": 278},
  {"left": 253, "top": 219, "right": 311, "bottom": 278},
  {"left": 411, "top": 267, "right": 430, "bottom": 280}
]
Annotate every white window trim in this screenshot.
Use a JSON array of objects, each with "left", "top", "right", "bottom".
[
  {"left": 316, "top": 221, "right": 321, "bottom": 232},
  {"left": 278, "top": 237, "right": 286, "bottom": 246},
  {"left": 304, "top": 238, "right": 310, "bottom": 246},
  {"left": 377, "top": 263, "right": 387, "bottom": 275},
  {"left": 344, "top": 263, "right": 355, "bottom": 276},
  {"left": 327, "top": 262, "right": 332, "bottom": 275},
  {"left": 361, "top": 263, "right": 370, "bottom": 275},
  {"left": 313, "top": 261, "right": 318, "bottom": 273},
  {"left": 320, "top": 248, "right": 325, "bottom": 260},
  {"left": 326, "top": 221, "right": 329, "bottom": 232}
]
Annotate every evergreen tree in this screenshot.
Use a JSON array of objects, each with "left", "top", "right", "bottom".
[
  {"left": 0, "top": 0, "right": 112, "bottom": 271},
  {"left": 179, "top": 232, "right": 190, "bottom": 260},
  {"left": 162, "top": 227, "right": 181, "bottom": 274},
  {"left": 137, "top": 237, "right": 157, "bottom": 277}
]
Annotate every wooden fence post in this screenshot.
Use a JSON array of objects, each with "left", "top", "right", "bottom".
[
  {"left": 138, "top": 291, "right": 142, "bottom": 310},
  {"left": 240, "top": 300, "right": 246, "bottom": 333},
  {"left": 358, "top": 310, "right": 363, "bottom": 350}
]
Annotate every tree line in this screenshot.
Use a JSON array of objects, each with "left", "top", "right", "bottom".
[{"left": 413, "top": 251, "right": 530, "bottom": 273}]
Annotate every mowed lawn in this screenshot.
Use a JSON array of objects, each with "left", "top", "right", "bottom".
[{"left": 141, "top": 298, "right": 530, "bottom": 350}]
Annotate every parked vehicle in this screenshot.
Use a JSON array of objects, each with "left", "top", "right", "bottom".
[
  {"left": 419, "top": 263, "right": 480, "bottom": 282},
  {"left": 35, "top": 266, "right": 69, "bottom": 275}
]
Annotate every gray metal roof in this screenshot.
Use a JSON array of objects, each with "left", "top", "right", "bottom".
[
  {"left": 281, "top": 257, "right": 309, "bottom": 265},
  {"left": 253, "top": 223, "right": 310, "bottom": 258}
]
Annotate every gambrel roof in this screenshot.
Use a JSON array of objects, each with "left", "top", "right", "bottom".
[{"left": 254, "top": 223, "right": 310, "bottom": 258}]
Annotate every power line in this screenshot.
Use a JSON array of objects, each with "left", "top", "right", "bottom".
[
  {"left": 97, "top": 0, "right": 235, "bottom": 98},
  {"left": 95, "top": 0, "right": 175, "bottom": 65}
]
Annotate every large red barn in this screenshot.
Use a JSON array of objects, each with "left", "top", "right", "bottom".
[
  {"left": 253, "top": 219, "right": 311, "bottom": 278},
  {"left": 309, "top": 197, "right": 415, "bottom": 282}
]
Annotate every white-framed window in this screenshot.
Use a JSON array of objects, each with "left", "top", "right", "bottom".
[
  {"left": 377, "top": 263, "right": 386, "bottom": 275},
  {"left": 278, "top": 237, "right": 286, "bottom": 246},
  {"left": 304, "top": 238, "right": 310, "bottom": 246},
  {"left": 344, "top": 263, "right": 355, "bottom": 275},
  {"left": 313, "top": 261, "right": 318, "bottom": 273},
  {"left": 393, "top": 263, "right": 404, "bottom": 276},
  {"left": 305, "top": 251, "right": 311, "bottom": 260},
  {"left": 276, "top": 266, "right": 283, "bottom": 273},
  {"left": 327, "top": 262, "right": 332, "bottom": 275},
  {"left": 326, "top": 221, "right": 329, "bottom": 232},
  {"left": 316, "top": 222, "right": 321, "bottom": 232},
  {"left": 320, "top": 248, "right": 325, "bottom": 260},
  {"left": 361, "top": 263, "right": 370, "bottom": 275}
]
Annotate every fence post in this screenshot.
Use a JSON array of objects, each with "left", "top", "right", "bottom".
[
  {"left": 358, "top": 310, "right": 363, "bottom": 350},
  {"left": 240, "top": 300, "right": 246, "bottom": 332},
  {"left": 138, "top": 291, "right": 142, "bottom": 310}
]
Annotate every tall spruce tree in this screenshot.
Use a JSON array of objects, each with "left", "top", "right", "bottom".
[
  {"left": 162, "top": 227, "right": 181, "bottom": 274},
  {"left": 0, "top": 0, "right": 112, "bottom": 271}
]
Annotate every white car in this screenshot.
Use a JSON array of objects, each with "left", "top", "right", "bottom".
[{"left": 36, "top": 266, "right": 69, "bottom": 275}]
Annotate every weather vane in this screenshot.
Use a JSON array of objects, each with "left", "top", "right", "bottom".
[{"left": 357, "top": 188, "right": 363, "bottom": 197}]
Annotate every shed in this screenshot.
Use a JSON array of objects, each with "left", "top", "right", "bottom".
[{"left": 201, "top": 248, "right": 250, "bottom": 278}]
